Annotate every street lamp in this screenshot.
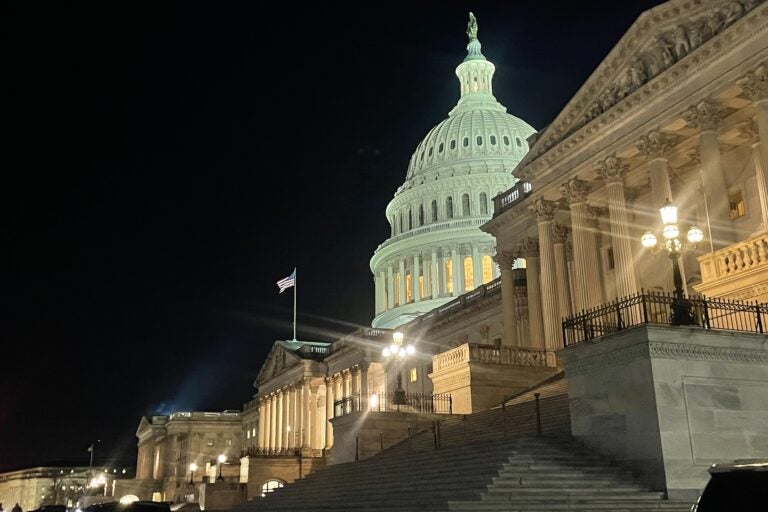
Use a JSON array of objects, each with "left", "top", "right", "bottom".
[
  {"left": 216, "top": 455, "right": 226, "bottom": 481},
  {"left": 641, "top": 199, "right": 703, "bottom": 325},
  {"left": 188, "top": 463, "right": 197, "bottom": 485},
  {"left": 382, "top": 331, "right": 415, "bottom": 407}
]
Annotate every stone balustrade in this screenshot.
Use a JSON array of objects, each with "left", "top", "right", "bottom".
[
  {"left": 698, "top": 231, "right": 768, "bottom": 282},
  {"left": 432, "top": 342, "right": 556, "bottom": 372}
]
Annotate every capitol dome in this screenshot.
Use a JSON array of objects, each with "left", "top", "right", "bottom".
[{"left": 370, "top": 15, "right": 535, "bottom": 329}]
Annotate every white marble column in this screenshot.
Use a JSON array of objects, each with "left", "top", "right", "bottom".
[
  {"left": 351, "top": 367, "right": 361, "bottom": 408},
  {"left": 374, "top": 273, "right": 382, "bottom": 314},
  {"left": 342, "top": 370, "right": 351, "bottom": 399},
  {"left": 386, "top": 266, "right": 394, "bottom": 309},
  {"left": 257, "top": 399, "right": 266, "bottom": 448},
  {"left": 561, "top": 178, "right": 591, "bottom": 313},
  {"left": 302, "top": 380, "right": 312, "bottom": 449},
  {"left": 684, "top": 101, "right": 734, "bottom": 248},
  {"left": 412, "top": 254, "right": 421, "bottom": 302},
  {"left": 275, "top": 390, "right": 283, "bottom": 449},
  {"left": 324, "top": 377, "right": 334, "bottom": 449},
  {"left": 472, "top": 246, "right": 482, "bottom": 288},
  {"left": 531, "top": 198, "right": 560, "bottom": 351},
  {"left": 740, "top": 67, "right": 768, "bottom": 228},
  {"left": 586, "top": 207, "right": 607, "bottom": 307},
  {"left": 430, "top": 251, "right": 439, "bottom": 297},
  {"left": 310, "top": 384, "right": 320, "bottom": 450},
  {"left": 522, "top": 237, "right": 544, "bottom": 349},
  {"left": 288, "top": 386, "right": 297, "bottom": 450},
  {"left": 283, "top": 388, "right": 291, "bottom": 450},
  {"left": 451, "top": 247, "right": 461, "bottom": 296},
  {"left": 296, "top": 382, "right": 304, "bottom": 451},
  {"left": 552, "top": 224, "right": 573, "bottom": 322},
  {"left": 597, "top": 156, "right": 639, "bottom": 299},
  {"left": 495, "top": 251, "right": 518, "bottom": 346},
  {"left": 360, "top": 362, "right": 369, "bottom": 408},
  {"left": 268, "top": 395, "right": 276, "bottom": 451},
  {"left": 398, "top": 259, "right": 406, "bottom": 305}
]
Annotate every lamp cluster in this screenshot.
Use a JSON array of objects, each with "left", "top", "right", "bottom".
[
  {"left": 641, "top": 199, "right": 703, "bottom": 257},
  {"left": 382, "top": 331, "right": 415, "bottom": 358}
]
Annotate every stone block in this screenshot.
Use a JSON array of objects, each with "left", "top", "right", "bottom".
[
  {"left": 660, "top": 431, "right": 694, "bottom": 459},
  {"left": 714, "top": 410, "right": 768, "bottom": 432},
  {"left": 684, "top": 408, "right": 714, "bottom": 434},
  {"left": 655, "top": 382, "right": 684, "bottom": 407},
  {"left": 747, "top": 434, "right": 768, "bottom": 454},
  {"left": 657, "top": 405, "right": 688, "bottom": 433},
  {"left": 691, "top": 432, "right": 750, "bottom": 462}
]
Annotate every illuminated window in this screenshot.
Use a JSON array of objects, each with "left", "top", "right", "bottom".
[
  {"left": 431, "top": 200, "right": 438, "bottom": 222},
  {"left": 729, "top": 190, "right": 746, "bottom": 219},
  {"left": 207, "top": 440, "right": 214, "bottom": 447},
  {"left": 409, "top": 368, "right": 418, "bottom": 383},
  {"left": 503, "top": 135, "right": 510, "bottom": 145},
  {"left": 480, "top": 192, "right": 488, "bottom": 215},
  {"left": 462, "top": 194, "right": 470, "bottom": 216},
  {"left": 419, "top": 275, "right": 424, "bottom": 298},
  {"left": 482, "top": 255, "right": 493, "bottom": 284},
  {"left": 476, "top": 136, "right": 482, "bottom": 146},
  {"left": 225, "top": 439, "right": 232, "bottom": 446},
  {"left": 246, "top": 430, "right": 251, "bottom": 439},
  {"left": 490, "top": 135, "right": 497, "bottom": 145},
  {"left": 406, "top": 273, "right": 412, "bottom": 303},
  {"left": 261, "top": 480, "right": 284, "bottom": 497},
  {"left": 464, "top": 256, "right": 474, "bottom": 291},
  {"left": 514, "top": 258, "right": 527, "bottom": 269},
  {"left": 418, "top": 205, "right": 424, "bottom": 226},
  {"left": 473, "top": 76, "right": 478, "bottom": 92},
  {"left": 394, "top": 273, "right": 401, "bottom": 306},
  {"left": 445, "top": 259, "right": 454, "bottom": 294},
  {"left": 446, "top": 197, "right": 454, "bottom": 218}
]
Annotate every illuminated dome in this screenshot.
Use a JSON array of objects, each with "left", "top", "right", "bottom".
[{"left": 370, "top": 14, "right": 536, "bottom": 329}]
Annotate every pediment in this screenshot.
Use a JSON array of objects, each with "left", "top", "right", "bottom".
[
  {"left": 136, "top": 416, "right": 153, "bottom": 437},
  {"left": 519, "top": 0, "right": 764, "bottom": 172},
  {"left": 255, "top": 342, "right": 303, "bottom": 387}
]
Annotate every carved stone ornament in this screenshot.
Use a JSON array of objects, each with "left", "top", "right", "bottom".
[
  {"left": 586, "top": 206, "right": 606, "bottom": 228},
  {"left": 682, "top": 100, "right": 724, "bottom": 131},
  {"left": 493, "top": 251, "right": 516, "bottom": 270},
  {"left": 739, "top": 63, "right": 768, "bottom": 102},
  {"left": 637, "top": 130, "right": 673, "bottom": 159},
  {"left": 560, "top": 177, "right": 590, "bottom": 204},
  {"left": 530, "top": 197, "right": 558, "bottom": 222},
  {"left": 686, "top": 147, "right": 701, "bottom": 165},
  {"left": 736, "top": 118, "right": 759, "bottom": 142},
  {"left": 552, "top": 223, "right": 570, "bottom": 244},
  {"left": 521, "top": 237, "right": 540, "bottom": 258},
  {"left": 595, "top": 155, "right": 628, "bottom": 183}
]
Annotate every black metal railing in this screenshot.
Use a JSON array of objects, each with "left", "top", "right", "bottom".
[
  {"left": 334, "top": 392, "right": 452, "bottom": 417},
  {"left": 562, "top": 291, "right": 768, "bottom": 347}
]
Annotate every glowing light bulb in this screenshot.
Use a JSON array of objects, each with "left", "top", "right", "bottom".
[{"left": 641, "top": 231, "right": 657, "bottom": 249}]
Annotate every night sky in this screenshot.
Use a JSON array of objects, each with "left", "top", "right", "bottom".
[{"left": 3, "top": 1, "right": 662, "bottom": 470}]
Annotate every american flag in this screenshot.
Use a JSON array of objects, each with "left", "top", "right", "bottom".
[{"left": 277, "top": 270, "right": 296, "bottom": 293}]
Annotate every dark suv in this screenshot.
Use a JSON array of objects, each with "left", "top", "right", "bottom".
[{"left": 691, "top": 460, "right": 768, "bottom": 511}]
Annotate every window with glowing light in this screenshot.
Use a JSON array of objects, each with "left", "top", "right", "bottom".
[
  {"left": 463, "top": 256, "right": 474, "bottom": 291},
  {"left": 409, "top": 368, "right": 418, "bottom": 383},
  {"left": 261, "top": 480, "right": 284, "bottom": 497},
  {"left": 462, "top": 194, "right": 470, "bottom": 216},
  {"left": 405, "top": 273, "right": 412, "bottom": 303},
  {"left": 419, "top": 275, "right": 424, "bottom": 298},
  {"left": 482, "top": 255, "right": 493, "bottom": 284},
  {"left": 514, "top": 258, "right": 527, "bottom": 269},
  {"left": 480, "top": 192, "right": 488, "bottom": 215},
  {"left": 445, "top": 259, "right": 454, "bottom": 294},
  {"left": 446, "top": 196, "right": 454, "bottom": 218},
  {"left": 729, "top": 190, "right": 746, "bottom": 219}
]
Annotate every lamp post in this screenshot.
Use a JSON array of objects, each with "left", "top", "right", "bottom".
[
  {"left": 640, "top": 199, "right": 704, "bottom": 325},
  {"left": 216, "top": 455, "right": 226, "bottom": 481},
  {"left": 382, "top": 331, "right": 415, "bottom": 407},
  {"left": 188, "top": 463, "right": 197, "bottom": 485}
]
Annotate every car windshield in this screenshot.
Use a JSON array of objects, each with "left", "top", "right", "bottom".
[{"left": 696, "top": 472, "right": 768, "bottom": 511}]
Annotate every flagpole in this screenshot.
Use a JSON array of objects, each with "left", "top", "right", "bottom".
[{"left": 293, "top": 267, "right": 297, "bottom": 341}]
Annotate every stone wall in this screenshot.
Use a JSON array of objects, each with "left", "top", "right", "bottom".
[
  {"left": 244, "top": 457, "right": 326, "bottom": 500},
  {"left": 561, "top": 325, "right": 768, "bottom": 500}
]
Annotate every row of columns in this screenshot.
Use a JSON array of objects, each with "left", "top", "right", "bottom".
[
  {"left": 256, "top": 379, "right": 320, "bottom": 453},
  {"left": 497, "top": 74, "right": 768, "bottom": 350},
  {"left": 375, "top": 247, "right": 501, "bottom": 314}
]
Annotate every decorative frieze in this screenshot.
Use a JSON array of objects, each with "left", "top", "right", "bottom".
[{"left": 648, "top": 341, "right": 768, "bottom": 364}]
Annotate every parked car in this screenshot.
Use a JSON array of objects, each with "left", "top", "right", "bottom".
[{"left": 691, "top": 460, "right": 768, "bottom": 511}]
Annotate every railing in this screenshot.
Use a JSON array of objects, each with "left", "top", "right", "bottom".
[
  {"left": 241, "top": 447, "right": 316, "bottom": 458},
  {"left": 699, "top": 232, "right": 768, "bottom": 283},
  {"left": 492, "top": 180, "right": 532, "bottom": 217},
  {"left": 402, "top": 277, "right": 502, "bottom": 330},
  {"left": 376, "top": 217, "right": 489, "bottom": 252},
  {"left": 562, "top": 291, "right": 768, "bottom": 347},
  {"left": 334, "top": 392, "right": 452, "bottom": 417},
  {"left": 432, "top": 343, "right": 556, "bottom": 372}
]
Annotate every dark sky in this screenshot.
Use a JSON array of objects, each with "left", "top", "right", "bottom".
[{"left": 2, "top": 1, "right": 662, "bottom": 470}]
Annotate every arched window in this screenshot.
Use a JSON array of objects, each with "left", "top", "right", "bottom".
[
  {"left": 516, "top": 137, "right": 523, "bottom": 147},
  {"left": 261, "top": 480, "right": 284, "bottom": 497},
  {"left": 438, "top": 142, "right": 444, "bottom": 153},
  {"left": 408, "top": 209, "right": 413, "bottom": 231},
  {"left": 418, "top": 205, "right": 424, "bottom": 226},
  {"left": 463, "top": 137, "right": 469, "bottom": 147},
  {"left": 450, "top": 140, "right": 456, "bottom": 150},
  {"left": 405, "top": 273, "right": 412, "bottom": 303},
  {"left": 428, "top": 147, "right": 433, "bottom": 157},
  {"left": 476, "top": 136, "right": 482, "bottom": 146},
  {"left": 445, "top": 258, "right": 454, "bottom": 294},
  {"left": 503, "top": 135, "right": 510, "bottom": 146},
  {"left": 463, "top": 256, "right": 474, "bottom": 291},
  {"left": 431, "top": 200, "right": 438, "bottom": 222},
  {"left": 462, "top": 194, "right": 470, "bottom": 216},
  {"left": 490, "top": 135, "right": 497, "bottom": 145},
  {"left": 419, "top": 275, "right": 425, "bottom": 298},
  {"left": 399, "top": 213, "right": 403, "bottom": 234},
  {"left": 479, "top": 192, "right": 488, "bottom": 215},
  {"left": 482, "top": 255, "right": 493, "bottom": 284},
  {"left": 446, "top": 197, "right": 454, "bottom": 218},
  {"left": 394, "top": 273, "right": 401, "bottom": 306}
]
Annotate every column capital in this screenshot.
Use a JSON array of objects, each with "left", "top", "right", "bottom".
[
  {"left": 636, "top": 130, "right": 673, "bottom": 159},
  {"left": 493, "top": 251, "right": 516, "bottom": 269},
  {"left": 324, "top": 376, "right": 333, "bottom": 385},
  {"left": 529, "top": 197, "right": 558, "bottom": 222},
  {"left": 552, "top": 223, "right": 570, "bottom": 244},
  {"left": 586, "top": 206, "right": 606, "bottom": 229},
  {"left": 737, "top": 118, "right": 759, "bottom": 144},
  {"left": 595, "top": 155, "right": 628, "bottom": 183},
  {"left": 521, "top": 237, "right": 539, "bottom": 258},
  {"left": 682, "top": 100, "right": 724, "bottom": 132},
  {"left": 739, "top": 63, "right": 768, "bottom": 102},
  {"left": 560, "top": 177, "right": 590, "bottom": 205},
  {"left": 358, "top": 361, "right": 371, "bottom": 372}
]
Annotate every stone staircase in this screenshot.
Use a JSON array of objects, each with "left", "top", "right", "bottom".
[{"left": 233, "top": 436, "right": 694, "bottom": 512}]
